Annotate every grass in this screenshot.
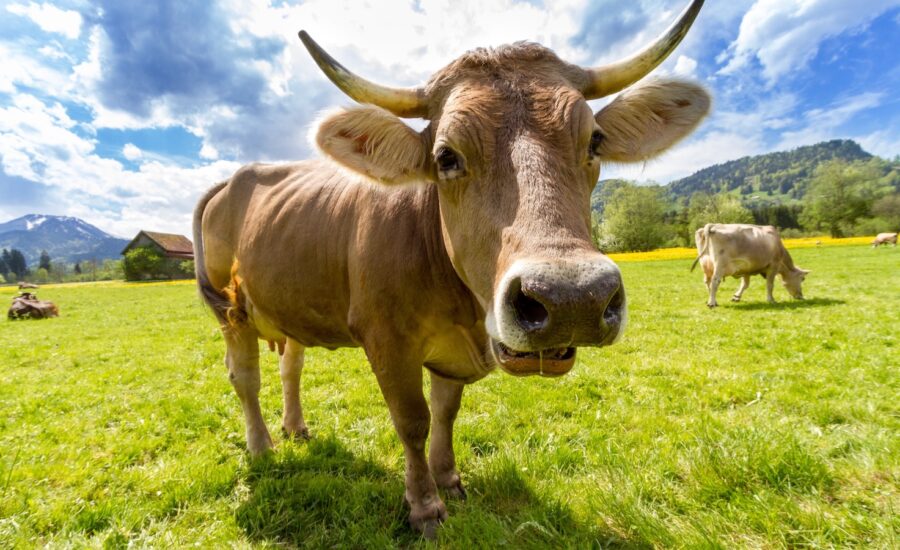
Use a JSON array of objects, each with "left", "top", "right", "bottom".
[{"left": 0, "top": 244, "right": 897, "bottom": 547}]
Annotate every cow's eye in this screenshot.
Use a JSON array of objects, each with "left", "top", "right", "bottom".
[
  {"left": 589, "top": 130, "right": 604, "bottom": 157},
  {"left": 435, "top": 147, "right": 465, "bottom": 180}
]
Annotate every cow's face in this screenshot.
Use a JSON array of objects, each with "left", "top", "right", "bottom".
[
  {"left": 783, "top": 269, "right": 809, "bottom": 299},
  {"left": 303, "top": 0, "right": 708, "bottom": 376}
]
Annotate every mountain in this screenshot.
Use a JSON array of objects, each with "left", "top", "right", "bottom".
[
  {"left": 666, "top": 139, "right": 876, "bottom": 202},
  {"left": 0, "top": 214, "right": 129, "bottom": 265}
]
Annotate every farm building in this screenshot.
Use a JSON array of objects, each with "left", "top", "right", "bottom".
[{"left": 121, "top": 230, "right": 194, "bottom": 280}]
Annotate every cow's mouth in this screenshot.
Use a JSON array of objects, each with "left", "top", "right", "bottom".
[{"left": 490, "top": 339, "right": 576, "bottom": 377}]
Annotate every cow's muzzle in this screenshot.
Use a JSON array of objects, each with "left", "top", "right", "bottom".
[{"left": 487, "top": 257, "right": 625, "bottom": 376}]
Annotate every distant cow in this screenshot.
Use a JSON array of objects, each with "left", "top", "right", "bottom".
[
  {"left": 692, "top": 224, "right": 809, "bottom": 308},
  {"left": 872, "top": 232, "right": 897, "bottom": 247},
  {"left": 18, "top": 282, "right": 39, "bottom": 289},
  {"left": 8, "top": 292, "right": 59, "bottom": 320}
]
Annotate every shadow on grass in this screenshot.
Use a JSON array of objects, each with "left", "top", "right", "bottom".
[
  {"left": 235, "top": 436, "right": 646, "bottom": 547},
  {"left": 729, "top": 297, "right": 845, "bottom": 311}
]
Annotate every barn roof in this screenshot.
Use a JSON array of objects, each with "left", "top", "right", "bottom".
[{"left": 122, "top": 230, "right": 194, "bottom": 259}]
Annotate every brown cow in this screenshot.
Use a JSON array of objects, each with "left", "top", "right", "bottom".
[
  {"left": 872, "top": 232, "right": 897, "bottom": 247},
  {"left": 692, "top": 223, "right": 809, "bottom": 308},
  {"left": 195, "top": 0, "right": 709, "bottom": 535}
]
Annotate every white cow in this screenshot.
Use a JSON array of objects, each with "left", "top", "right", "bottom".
[
  {"left": 692, "top": 223, "right": 809, "bottom": 308},
  {"left": 872, "top": 232, "right": 897, "bottom": 247}
]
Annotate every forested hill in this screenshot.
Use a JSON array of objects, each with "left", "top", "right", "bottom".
[{"left": 667, "top": 140, "right": 874, "bottom": 201}]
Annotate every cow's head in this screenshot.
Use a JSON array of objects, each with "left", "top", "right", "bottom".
[
  {"left": 782, "top": 268, "right": 809, "bottom": 300},
  {"left": 303, "top": 0, "right": 710, "bottom": 376}
]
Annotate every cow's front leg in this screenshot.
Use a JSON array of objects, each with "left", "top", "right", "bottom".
[
  {"left": 224, "top": 325, "right": 273, "bottom": 455},
  {"left": 429, "top": 373, "right": 465, "bottom": 499},
  {"left": 368, "top": 350, "right": 446, "bottom": 537},
  {"left": 732, "top": 275, "right": 750, "bottom": 302},
  {"left": 765, "top": 269, "right": 777, "bottom": 303},
  {"left": 280, "top": 338, "right": 309, "bottom": 439}
]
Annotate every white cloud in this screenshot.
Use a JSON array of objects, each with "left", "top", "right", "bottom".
[
  {"left": 6, "top": 2, "right": 83, "bottom": 40},
  {"left": 122, "top": 143, "right": 142, "bottom": 161},
  {"left": 199, "top": 143, "right": 219, "bottom": 160},
  {"left": 777, "top": 92, "right": 885, "bottom": 149},
  {"left": 673, "top": 55, "right": 698, "bottom": 78},
  {"left": 857, "top": 128, "right": 900, "bottom": 159},
  {"left": 0, "top": 94, "right": 240, "bottom": 236},
  {"left": 720, "top": 0, "right": 900, "bottom": 83}
]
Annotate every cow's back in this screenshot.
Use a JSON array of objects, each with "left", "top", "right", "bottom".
[{"left": 707, "top": 224, "right": 783, "bottom": 277}]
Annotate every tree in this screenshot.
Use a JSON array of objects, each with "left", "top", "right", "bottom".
[
  {"left": 39, "top": 250, "right": 51, "bottom": 272},
  {"left": 179, "top": 260, "right": 195, "bottom": 277},
  {"left": 123, "top": 246, "right": 164, "bottom": 281},
  {"left": 74, "top": 262, "right": 82, "bottom": 275},
  {"left": 871, "top": 194, "right": 900, "bottom": 230},
  {"left": 599, "top": 184, "right": 668, "bottom": 252},
  {"left": 802, "top": 160, "right": 877, "bottom": 237},
  {"left": 687, "top": 192, "right": 753, "bottom": 243},
  {"left": 7, "top": 249, "right": 28, "bottom": 278},
  {"left": 34, "top": 267, "right": 50, "bottom": 284},
  {"left": 0, "top": 252, "right": 8, "bottom": 277}
]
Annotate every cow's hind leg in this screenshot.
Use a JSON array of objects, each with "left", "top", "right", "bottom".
[
  {"left": 225, "top": 325, "right": 273, "bottom": 455},
  {"left": 367, "top": 347, "right": 446, "bottom": 537},
  {"left": 280, "top": 338, "right": 309, "bottom": 439},
  {"left": 708, "top": 269, "right": 722, "bottom": 308},
  {"left": 732, "top": 275, "right": 750, "bottom": 302},
  {"left": 429, "top": 373, "right": 465, "bottom": 499}
]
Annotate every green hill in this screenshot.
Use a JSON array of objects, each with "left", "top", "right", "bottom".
[{"left": 666, "top": 139, "right": 876, "bottom": 202}]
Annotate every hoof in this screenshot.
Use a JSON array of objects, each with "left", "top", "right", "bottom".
[
  {"left": 731, "top": 296, "right": 740, "bottom": 302},
  {"left": 707, "top": 303, "right": 717, "bottom": 309},
  {"left": 247, "top": 432, "right": 274, "bottom": 457},
  {"left": 409, "top": 499, "right": 448, "bottom": 539},
  {"left": 444, "top": 480, "right": 467, "bottom": 500},
  {"left": 282, "top": 425, "right": 310, "bottom": 440}
]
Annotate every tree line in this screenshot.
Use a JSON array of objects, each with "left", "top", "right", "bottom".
[
  {"left": 593, "top": 159, "right": 900, "bottom": 252},
  {"left": 0, "top": 247, "right": 124, "bottom": 285}
]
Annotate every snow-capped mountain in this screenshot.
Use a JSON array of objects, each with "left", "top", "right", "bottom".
[{"left": 0, "top": 214, "right": 129, "bottom": 265}]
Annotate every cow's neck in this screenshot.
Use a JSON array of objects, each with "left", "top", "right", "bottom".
[{"left": 415, "top": 184, "right": 484, "bottom": 324}]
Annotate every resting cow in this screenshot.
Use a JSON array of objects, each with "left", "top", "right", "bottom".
[
  {"left": 195, "top": 0, "right": 709, "bottom": 535},
  {"left": 692, "top": 223, "right": 809, "bottom": 308},
  {"left": 872, "top": 232, "right": 897, "bottom": 247}
]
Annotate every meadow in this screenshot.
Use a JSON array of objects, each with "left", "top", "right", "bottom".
[{"left": 0, "top": 244, "right": 897, "bottom": 548}]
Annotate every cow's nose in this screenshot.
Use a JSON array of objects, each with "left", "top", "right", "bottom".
[{"left": 497, "top": 259, "right": 625, "bottom": 349}]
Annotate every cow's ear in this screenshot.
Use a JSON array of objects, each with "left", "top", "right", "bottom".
[
  {"left": 315, "top": 106, "right": 429, "bottom": 185},
  {"left": 593, "top": 79, "right": 711, "bottom": 163}
]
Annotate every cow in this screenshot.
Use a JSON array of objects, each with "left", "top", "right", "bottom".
[
  {"left": 691, "top": 223, "right": 809, "bottom": 308},
  {"left": 18, "top": 282, "right": 39, "bottom": 289},
  {"left": 194, "top": 0, "right": 709, "bottom": 535},
  {"left": 872, "top": 232, "right": 897, "bottom": 247}
]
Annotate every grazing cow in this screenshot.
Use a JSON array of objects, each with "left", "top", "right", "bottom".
[
  {"left": 18, "top": 282, "right": 39, "bottom": 289},
  {"left": 195, "top": 0, "right": 709, "bottom": 535},
  {"left": 692, "top": 223, "right": 809, "bottom": 308},
  {"left": 872, "top": 232, "right": 897, "bottom": 247}
]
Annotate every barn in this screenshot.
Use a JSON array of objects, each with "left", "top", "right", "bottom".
[{"left": 121, "top": 230, "right": 194, "bottom": 280}]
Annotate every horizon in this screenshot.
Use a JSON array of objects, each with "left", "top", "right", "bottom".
[{"left": 2, "top": 0, "right": 899, "bottom": 237}]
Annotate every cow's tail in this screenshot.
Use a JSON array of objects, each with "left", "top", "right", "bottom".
[
  {"left": 690, "top": 224, "right": 712, "bottom": 272},
  {"left": 193, "top": 181, "right": 232, "bottom": 325}
]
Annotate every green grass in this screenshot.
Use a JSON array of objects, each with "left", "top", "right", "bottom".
[{"left": 1, "top": 246, "right": 897, "bottom": 548}]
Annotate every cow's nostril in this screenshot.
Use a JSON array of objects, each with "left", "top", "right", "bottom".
[
  {"left": 513, "top": 289, "right": 549, "bottom": 331},
  {"left": 602, "top": 285, "right": 625, "bottom": 327}
]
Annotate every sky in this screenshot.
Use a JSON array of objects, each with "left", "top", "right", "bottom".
[{"left": 1, "top": 0, "right": 899, "bottom": 238}]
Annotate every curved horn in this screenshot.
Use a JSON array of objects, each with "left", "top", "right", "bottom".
[
  {"left": 581, "top": 0, "right": 704, "bottom": 99},
  {"left": 298, "top": 31, "right": 428, "bottom": 119}
]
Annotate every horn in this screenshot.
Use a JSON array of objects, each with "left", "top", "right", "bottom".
[
  {"left": 298, "top": 31, "right": 428, "bottom": 118},
  {"left": 581, "top": 0, "right": 704, "bottom": 99}
]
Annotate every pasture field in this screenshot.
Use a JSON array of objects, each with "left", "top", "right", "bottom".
[{"left": 0, "top": 245, "right": 897, "bottom": 548}]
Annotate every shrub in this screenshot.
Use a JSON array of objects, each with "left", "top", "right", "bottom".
[{"left": 123, "top": 247, "right": 164, "bottom": 281}]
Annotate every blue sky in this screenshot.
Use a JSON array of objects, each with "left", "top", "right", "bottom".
[{"left": 1, "top": 0, "right": 899, "bottom": 237}]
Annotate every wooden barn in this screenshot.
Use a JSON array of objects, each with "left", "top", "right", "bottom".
[{"left": 121, "top": 230, "right": 194, "bottom": 280}]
